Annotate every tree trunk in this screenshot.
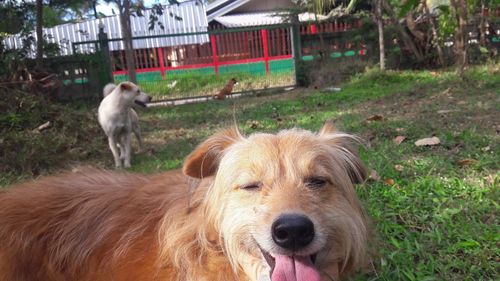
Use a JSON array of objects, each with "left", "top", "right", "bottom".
[
  {"left": 479, "top": 1, "right": 486, "bottom": 46},
  {"left": 118, "top": 0, "right": 137, "bottom": 83},
  {"left": 405, "top": 12, "right": 425, "bottom": 43},
  {"left": 314, "top": 13, "right": 326, "bottom": 60},
  {"left": 423, "top": 1, "right": 445, "bottom": 66},
  {"left": 92, "top": 0, "right": 99, "bottom": 19},
  {"left": 36, "top": 0, "right": 44, "bottom": 68},
  {"left": 376, "top": 0, "right": 385, "bottom": 70},
  {"left": 382, "top": 0, "right": 424, "bottom": 62},
  {"left": 450, "top": 0, "right": 468, "bottom": 75}
]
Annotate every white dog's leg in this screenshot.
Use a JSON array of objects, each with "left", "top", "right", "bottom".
[
  {"left": 108, "top": 137, "right": 122, "bottom": 168},
  {"left": 118, "top": 136, "right": 126, "bottom": 165},
  {"left": 123, "top": 134, "right": 132, "bottom": 168},
  {"left": 129, "top": 109, "right": 143, "bottom": 153},
  {"left": 133, "top": 124, "right": 143, "bottom": 153}
]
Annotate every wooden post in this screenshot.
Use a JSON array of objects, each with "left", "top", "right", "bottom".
[
  {"left": 210, "top": 34, "right": 219, "bottom": 75},
  {"left": 261, "top": 29, "right": 270, "bottom": 75}
]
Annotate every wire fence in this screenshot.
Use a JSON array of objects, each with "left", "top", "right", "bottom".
[{"left": 72, "top": 18, "right": 372, "bottom": 101}]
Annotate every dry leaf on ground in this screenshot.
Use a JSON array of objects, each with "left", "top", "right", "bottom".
[
  {"left": 415, "top": 137, "right": 440, "bottom": 146},
  {"left": 175, "top": 128, "right": 186, "bottom": 138},
  {"left": 366, "top": 114, "right": 384, "bottom": 121},
  {"left": 369, "top": 170, "right": 381, "bottom": 181},
  {"left": 393, "top": 136, "right": 406, "bottom": 145},
  {"left": 147, "top": 148, "right": 156, "bottom": 156},
  {"left": 384, "top": 178, "right": 395, "bottom": 186},
  {"left": 437, "top": 109, "right": 457, "bottom": 114},
  {"left": 33, "top": 121, "right": 51, "bottom": 133},
  {"left": 248, "top": 120, "right": 260, "bottom": 129},
  {"left": 484, "top": 174, "right": 496, "bottom": 185},
  {"left": 457, "top": 158, "right": 478, "bottom": 167}
]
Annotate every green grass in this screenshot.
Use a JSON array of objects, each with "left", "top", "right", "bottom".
[
  {"left": 115, "top": 66, "right": 294, "bottom": 100},
  {"left": 131, "top": 65, "right": 499, "bottom": 280},
  {"left": 2, "top": 65, "right": 499, "bottom": 280}
]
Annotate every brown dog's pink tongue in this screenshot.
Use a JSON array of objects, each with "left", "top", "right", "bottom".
[{"left": 271, "top": 255, "right": 321, "bottom": 281}]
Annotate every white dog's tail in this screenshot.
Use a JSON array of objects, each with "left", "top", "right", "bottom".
[{"left": 103, "top": 83, "right": 116, "bottom": 97}]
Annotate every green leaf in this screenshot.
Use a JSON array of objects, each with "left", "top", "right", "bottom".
[
  {"left": 398, "top": 0, "right": 419, "bottom": 18},
  {"left": 435, "top": 4, "right": 450, "bottom": 13},
  {"left": 402, "top": 269, "right": 416, "bottom": 281},
  {"left": 456, "top": 240, "right": 481, "bottom": 248},
  {"left": 390, "top": 237, "right": 401, "bottom": 248}
]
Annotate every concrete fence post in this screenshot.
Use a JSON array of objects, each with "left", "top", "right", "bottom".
[
  {"left": 290, "top": 14, "right": 302, "bottom": 86},
  {"left": 98, "top": 24, "right": 113, "bottom": 88}
]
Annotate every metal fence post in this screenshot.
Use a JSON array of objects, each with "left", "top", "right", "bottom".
[
  {"left": 210, "top": 34, "right": 219, "bottom": 75},
  {"left": 157, "top": 47, "right": 166, "bottom": 79},
  {"left": 98, "top": 25, "right": 113, "bottom": 87},
  {"left": 290, "top": 15, "right": 302, "bottom": 86},
  {"left": 261, "top": 29, "right": 270, "bottom": 75}
]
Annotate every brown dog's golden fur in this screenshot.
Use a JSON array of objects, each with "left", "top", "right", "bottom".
[
  {"left": 214, "top": 78, "right": 237, "bottom": 100},
  {"left": 0, "top": 123, "right": 369, "bottom": 281}
]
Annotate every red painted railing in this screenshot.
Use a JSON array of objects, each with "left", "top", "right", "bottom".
[
  {"left": 111, "top": 19, "right": 365, "bottom": 77},
  {"left": 111, "top": 26, "right": 293, "bottom": 77}
]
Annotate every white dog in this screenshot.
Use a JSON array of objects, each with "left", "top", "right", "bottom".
[
  {"left": 102, "top": 83, "right": 147, "bottom": 150},
  {"left": 98, "top": 82, "right": 151, "bottom": 168}
]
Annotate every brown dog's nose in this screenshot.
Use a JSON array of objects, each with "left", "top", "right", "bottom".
[{"left": 272, "top": 214, "right": 314, "bottom": 250}]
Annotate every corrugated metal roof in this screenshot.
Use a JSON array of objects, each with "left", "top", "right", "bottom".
[
  {"left": 207, "top": 0, "right": 251, "bottom": 22},
  {"left": 3, "top": 1, "right": 209, "bottom": 56},
  {"left": 214, "top": 12, "right": 326, "bottom": 28},
  {"left": 214, "top": 12, "right": 282, "bottom": 27}
]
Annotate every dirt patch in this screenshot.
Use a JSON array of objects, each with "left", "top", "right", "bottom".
[{"left": 357, "top": 84, "right": 499, "bottom": 134}]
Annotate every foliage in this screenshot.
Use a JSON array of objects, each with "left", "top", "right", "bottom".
[
  {"left": 0, "top": 87, "right": 107, "bottom": 180},
  {"left": 0, "top": 0, "right": 98, "bottom": 33},
  {"left": 436, "top": 4, "right": 457, "bottom": 39},
  {"left": 0, "top": 1, "right": 32, "bottom": 35},
  {"left": 292, "top": 0, "right": 366, "bottom": 14}
]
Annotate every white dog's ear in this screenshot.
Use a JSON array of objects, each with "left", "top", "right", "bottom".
[
  {"left": 183, "top": 127, "right": 242, "bottom": 178},
  {"left": 319, "top": 120, "right": 367, "bottom": 184},
  {"left": 120, "top": 82, "right": 134, "bottom": 91}
]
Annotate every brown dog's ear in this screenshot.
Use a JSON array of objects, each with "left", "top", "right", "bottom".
[
  {"left": 345, "top": 150, "right": 367, "bottom": 184},
  {"left": 183, "top": 127, "right": 242, "bottom": 178},
  {"left": 120, "top": 82, "right": 134, "bottom": 91},
  {"left": 319, "top": 121, "right": 367, "bottom": 184},
  {"left": 319, "top": 119, "right": 337, "bottom": 135}
]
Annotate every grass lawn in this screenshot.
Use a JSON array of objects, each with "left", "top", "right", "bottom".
[
  {"left": 133, "top": 65, "right": 499, "bottom": 280},
  {"left": 2, "top": 65, "right": 499, "bottom": 280},
  {"left": 115, "top": 68, "right": 295, "bottom": 100}
]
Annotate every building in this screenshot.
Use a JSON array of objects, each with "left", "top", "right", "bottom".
[{"left": 3, "top": 0, "right": 365, "bottom": 80}]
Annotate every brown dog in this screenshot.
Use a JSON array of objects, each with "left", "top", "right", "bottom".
[
  {"left": 214, "top": 78, "right": 237, "bottom": 100},
  {"left": 0, "top": 122, "right": 368, "bottom": 281}
]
